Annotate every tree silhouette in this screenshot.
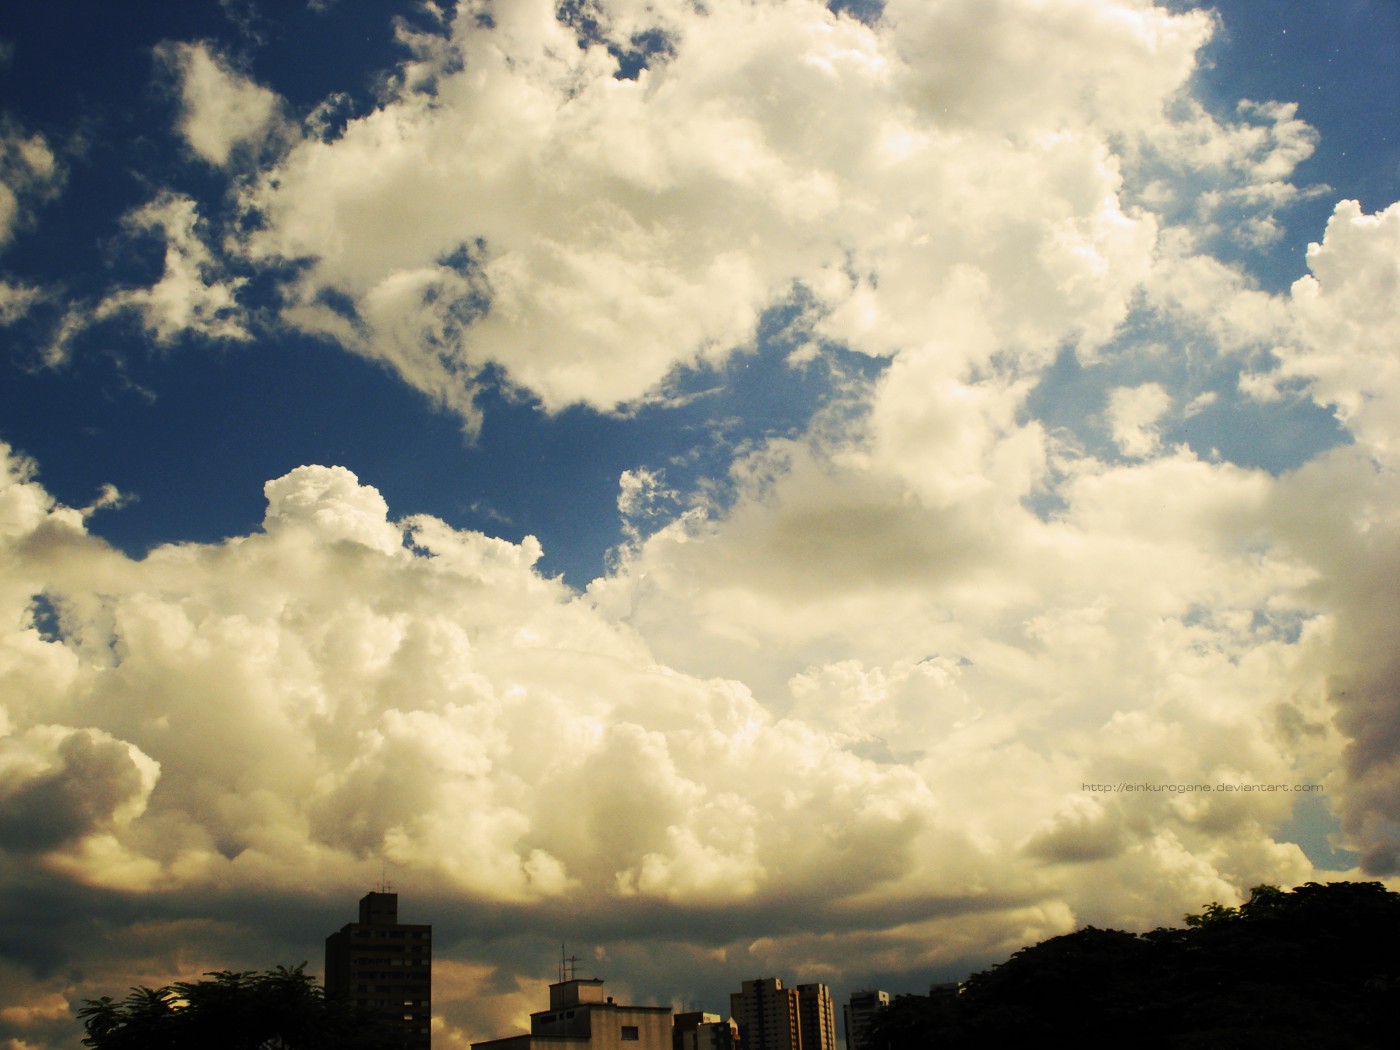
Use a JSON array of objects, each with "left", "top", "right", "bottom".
[
  {"left": 78, "top": 963, "right": 403, "bottom": 1050},
  {"left": 864, "top": 882, "right": 1400, "bottom": 1049}
]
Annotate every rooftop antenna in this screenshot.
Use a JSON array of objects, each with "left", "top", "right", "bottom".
[
  {"left": 559, "top": 943, "right": 580, "bottom": 983},
  {"left": 378, "top": 861, "right": 394, "bottom": 894}
]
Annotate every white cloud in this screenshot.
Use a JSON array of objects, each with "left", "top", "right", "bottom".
[
  {"left": 83, "top": 0, "right": 1323, "bottom": 442},
  {"left": 882, "top": 0, "right": 1209, "bottom": 135},
  {"left": 1281, "top": 200, "right": 1400, "bottom": 461},
  {"left": 0, "top": 120, "right": 62, "bottom": 248},
  {"left": 1140, "top": 198, "right": 1400, "bottom": 465},
  {"left": 160, "top": 41, "right": 286, "bottom": 167},
  {"left": 7, "top": 452, "right": 922, "bottom": 904},
  {"left": 1128, "top": 94, "right": 1321, "bottom": 254},
  {"left": 95, "top": 193, "right": 252, "bottom": 344},
  {"left": 617, "top": 468, "right": 682, "bottom": 543},
  {"left": 1141, "top": 227, "right": 1292, "bottom": 357},
  {"left": 0, "top": 279, "right": 45, "bottom": 326},
  {"left": 1107, "top": 382, "right": 1173, "bottom": 458},
  {"left": 263, "top": 465, "right": 404, "bottom": 555},
  {"left": 225, "top": 0, "right": 1225, "bottom": 418},
  {"left": 0, "top": 438, "right": 1347, "bottom": 1037}
]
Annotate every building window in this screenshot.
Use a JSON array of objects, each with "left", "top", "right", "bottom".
[{"left": 622, "top": 1027, "right": 640, "bottom": 1041}]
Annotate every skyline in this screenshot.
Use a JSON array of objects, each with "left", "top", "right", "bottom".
[{"left": 2, "top": 1, "right": 1399, "bottom": 1048}]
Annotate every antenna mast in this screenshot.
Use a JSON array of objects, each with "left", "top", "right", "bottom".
[{"left": 558, "top": 943, "right": 580, "bottom": 983}]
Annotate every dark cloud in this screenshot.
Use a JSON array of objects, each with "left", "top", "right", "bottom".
[{"left": 0, "top": 729, "right": 152, "bottom": 852}]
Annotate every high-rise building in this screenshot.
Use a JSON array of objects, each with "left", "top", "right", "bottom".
[
  {"left": 325, "top": 891, "right": 432, "bottom": 1049},
  {"left": 795, "top": 985, "right": 834, "bottom": 1050},
  {"left": 842, "top": 990, "right": 889, "bottom": 1050},
  {"left": 473, "top": 976, "right": 673, "bottom": 1050},
  {"left": 729, "top": 978, "right": 800, "bottom": 1050}
]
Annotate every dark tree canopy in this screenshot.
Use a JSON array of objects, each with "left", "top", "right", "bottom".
[
  {"left": 77, "top": 963, "right": 403, "bottom": 1050},
  {"left": 864, "top": 881, "right": 1400, "bottom": 1049}
]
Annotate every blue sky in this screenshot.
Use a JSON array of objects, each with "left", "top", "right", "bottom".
[{"left": 1, "top": 2, "right": 1398, "bottom": 1048}]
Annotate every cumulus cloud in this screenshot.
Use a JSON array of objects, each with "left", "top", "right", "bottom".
[
  {"left": 1209, "top": 201, "right": 1400, "bottom": 874},
  {"left": 6, "top": 453, "right": 939, "bottom": 910},
  {"left": 263, "top": 465, "right": 404, "bottom": 554},
  {"left": 1281, "top": 200, "right": 1400, "bottom": 460},
  {"left": 34, "top": 0, "right": 1318, "bottom": 422},
  {"left": 1125, "top": 203, "right": 1400, "bottom": 878},
  {"left": 0, "top": 430, "right": 1358, "bottom": 1041},
  {"left": 160, "top": 41, "right": 287, "bottom": 167},
  {"left": 1262, "top": 447, "right": 1400, "bottom": 876},
  {"left": 0, "top": 427, "right": 1340, "bottom": 1042},
  {"left": 0, "top": 725, "right": 159, "bottom": 854},
  {"left": 220, "top": 0, "right": 1222, "bottom": 420}
]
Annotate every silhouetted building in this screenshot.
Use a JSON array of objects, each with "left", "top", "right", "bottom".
[
  {"left": 842, "top": 990, "right": 888, "bottom": 1050},
  {"left": 729, "top": 979, "right": 800, "bottom": 1050},
  {"left": 473, "top": 977, "right": 672, "bottom": 1050},
  {"left": 673, "top": 1011, "right": 739, "bottom": 1050},
  {"left": 796, "top": 985, "right": 834, "bottom": 1050},
  {"left": 325, "top": 891, "right": 432, "bottom": 1049},
  {"left": 928, "top": 982, "right": 959, "bottom": 1001}
]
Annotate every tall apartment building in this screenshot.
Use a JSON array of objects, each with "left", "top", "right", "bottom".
[
  {"left": 729, "top": 978, "right": 800, "bottom": 1050},
  {"left": 324, "top": 891, "right": 432, "bottom": 1050},
  {"left": 842, "top": 990, "right": 889, "bottom": 1050},
  {"left": 795, "top": 985, "right": 835, "bottom": 1050},
  {"left": 473, "top": 976, "right": 673, "bottom": 1050}
]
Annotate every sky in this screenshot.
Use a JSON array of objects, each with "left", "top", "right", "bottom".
[{"left": 0, "top": 0, "right": 1398, "bottom": 1046}]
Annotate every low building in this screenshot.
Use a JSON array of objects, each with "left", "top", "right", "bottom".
[
  {"left": 474, "top": 977, "right": 673, "bottom": 1050},
  {"left": 673, "top": 1011, "right": 739, "bottom": 1050}
]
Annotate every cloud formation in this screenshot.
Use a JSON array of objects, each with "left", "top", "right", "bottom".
[
  {"left": 0, "top": 118, "right": 62, "bottom": 248},
  {"left": 60, "top": 0, "right": 1321, "bottom": 422},
  {"left": 95, "top": 193, "right": 253, "bottom": 344},
  {"left": 159, "top": 41, "right": 286, "bottom": 167},
  {"left": 210, "top": 0, "right": 1218, "bottom": 421},
  {"left": 0, "top": 382, "right": 1371, "bottom": 1046},
  {"left": 3, "top": 2, "right": 1400, "bottom": 1048}
]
